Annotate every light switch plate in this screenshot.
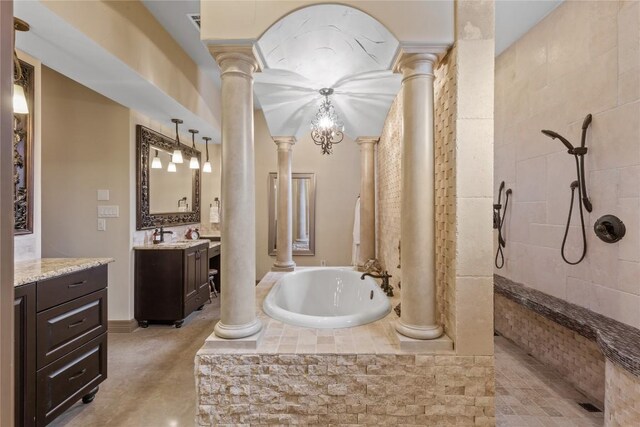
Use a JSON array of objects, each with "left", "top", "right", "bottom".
[
  {"left": 97, "top": 219, "right": 106, "bottom": 231},
  {"left": 97, "top": 189, "right": 110, "bottom": 201},
  {"left": 97, "top": 205, "right": 119, "bottom": 218}
]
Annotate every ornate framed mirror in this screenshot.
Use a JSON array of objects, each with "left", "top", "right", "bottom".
[
  {"left": 136, "top": 125, "right": 201, "bottom": 230},
  {"left": 268, "top": 172, "right": 316, "bottom": 256},
  {"left": 13, "top": 58, "right": 34, "bottom": 235}
]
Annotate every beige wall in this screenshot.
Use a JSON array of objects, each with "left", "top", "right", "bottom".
[
  {"left": 495, "top": 0, "right": 640, "bottom": 328},
  {"left": 376, "top": 1, "right": 495, "bottom": 356},
  {"left": 254, "top": 109, "right": 360, "bottom": 279},
  {"left": 41, "top": 66, "right": 132, "bottom": 320},
  {"left": 14, "top": 50, "right": 42, "bottom": 262}
]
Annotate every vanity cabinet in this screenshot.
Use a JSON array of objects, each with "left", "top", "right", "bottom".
[
  {"left": 14, "top": 283, "right": 36, "bottom": 427},
  {"left": 14, "top": 264, "right": 108, "bottom": 427},
  {"left": 135, "top": 242, "right": 210, "bottom": 328}
]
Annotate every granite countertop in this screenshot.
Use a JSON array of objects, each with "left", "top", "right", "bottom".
[
  {"left": 133, "top": 239, "right": 217, "bottom": 250},
  {"left": 14, "top": 258, "right": 114, "bottom": 287},
  {"left": 495, "top": 274, "right": 640, "bottom": 378}
]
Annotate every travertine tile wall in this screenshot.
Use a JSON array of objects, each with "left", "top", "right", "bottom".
[
  {"left": 376, "top": 1, "right": 495, "bottom": 354},
  {"left": 494, "top": 0, "right": 640, "bottom": 328},
  {"left": 495, "top": 294, "right": 606, "bottom": 405},
  {"left": 605, "top": 359, "right": 640, "bottom": 426},
  {"left": 196, "top": 353, "right": 495, "bottom": 426}
]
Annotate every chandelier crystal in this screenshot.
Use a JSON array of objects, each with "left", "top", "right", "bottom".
[{"left": 310, "top": 88, "right": 344, "bottom": 155}]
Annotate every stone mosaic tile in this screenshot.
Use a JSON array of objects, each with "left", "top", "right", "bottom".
[{"left": 495, "top": 274, "right": 640, "bottom": 378}]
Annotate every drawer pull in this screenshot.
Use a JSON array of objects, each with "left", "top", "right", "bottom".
[
  {"left": 68, "top": 280, "right": 87, "bottom": 288},
  {"left": 68, "top": 368, "right": 87, "bottom": 381},
  {"left": 68, "top": 318, "right": 87, "bottom": 328}
]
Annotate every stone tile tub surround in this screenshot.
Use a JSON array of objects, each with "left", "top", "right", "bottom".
[
  {"left": 196, "top": 273, "right": 495, "bottom": 426},
  {"left": 495, "top": 275, "right": 640, "bottom": 425},
  {"left": 14, "top": 257, "right": 114, "bottom": 286},
  {"left": 494, "top": 0, "right": 640, "bottom": 329}
]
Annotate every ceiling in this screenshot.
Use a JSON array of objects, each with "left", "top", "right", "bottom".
[
  {"left": 254, "top": 4, "right": 402, "bottom": 139},
  {"left": 495, "top": 0, "right": 563, "bottom": 55}
]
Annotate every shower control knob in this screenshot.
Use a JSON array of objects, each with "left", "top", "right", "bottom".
[{"left": 594, "top": 215, "right": 626, "bottom": 243}]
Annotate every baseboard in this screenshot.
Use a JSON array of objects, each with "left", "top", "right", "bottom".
[{"left": 108, "top": 319, "right": 139, "bottom": 333}]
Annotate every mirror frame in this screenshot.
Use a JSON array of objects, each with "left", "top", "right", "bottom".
[
  {"left": 136, "top": 125, "right": 201, "bottom": 230},
  {"left": 268, "top": 172, "right": 316, "bottom": 256},
  {"left": 13, "top": 59, "right": 34, "bottom": 235}
]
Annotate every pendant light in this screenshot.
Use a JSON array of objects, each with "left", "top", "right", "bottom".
[
  {"left": 202, "top": 137, "right": 212, "bottom": 173},
  {"left": 151, "top": 149, "right": 162, "bottom": 169},
  {"left": 13, "top": 18, "right": 30, "bottom": 114},
  {"left": 167, "top": 162, "right": 177, "bottom": 172},
  {"left": 188, "top": 129, "right": 200, "bottom": 169},
  {"left": 171, "top": 118, "right": 184, "bottom": 163}
]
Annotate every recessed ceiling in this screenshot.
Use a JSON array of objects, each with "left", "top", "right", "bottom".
[{"left": 254, "top": 4, "right": 402, "bottom": 140}]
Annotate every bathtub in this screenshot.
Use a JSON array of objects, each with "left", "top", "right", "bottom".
[{"left": 263, "top": 267, "right": 391, "bottom": 328}]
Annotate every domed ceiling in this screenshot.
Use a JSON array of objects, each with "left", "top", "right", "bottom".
[{"left": 254, "top": 4, "right": 402, "bottom": 140}]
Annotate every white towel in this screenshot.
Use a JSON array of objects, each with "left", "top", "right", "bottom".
[
  {"left": 352, "top": 197, "right": 360, "bottom": 266},
  {"left": 210, "top": 204, "right": 220, "bottom": 224}
]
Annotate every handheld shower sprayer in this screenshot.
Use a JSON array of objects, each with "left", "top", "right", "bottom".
[
  {"left": 540, "top": 113, "right": 593, "bottom": 265},
  {"left": 493, "top": 181, "right": 512, "bottom": 269}
]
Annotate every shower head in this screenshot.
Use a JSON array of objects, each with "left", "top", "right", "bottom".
[
  {"left": 541, "top": 129, "right": 574, "bottom": 151},
  {"left": 582, "top": 114, "right": 593, "bottom": 130}
]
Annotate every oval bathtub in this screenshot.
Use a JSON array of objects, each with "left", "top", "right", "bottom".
[{"left": 263, "top": 268, "right": 391, "bottom": 328}]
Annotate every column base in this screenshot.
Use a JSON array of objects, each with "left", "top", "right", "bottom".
[
  {"left": 294, "top": 238, "right": 309, "bottom": 244},
  {"left": 395, "top": 320, "right": 443, "bottom": 340},
  {"left": 272, "top": 261, "right": 295, "bottom": 272},
  {"left": 214, "top": 318, "right": 262, "bottom": 339}
]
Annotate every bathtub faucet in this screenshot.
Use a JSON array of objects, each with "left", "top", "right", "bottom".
[{"left": 360, "top": 271, "right": 394, "bottom": 297}]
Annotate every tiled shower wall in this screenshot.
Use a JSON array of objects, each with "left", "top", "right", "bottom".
[{"left": 494, "top": 0, "right": 640, "bottom": 328}]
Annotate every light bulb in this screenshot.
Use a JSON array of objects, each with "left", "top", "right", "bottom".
[
  {"left": 172, "top": 149, "right": 183, "bottom": 163},
  {"left": 151, "top": 155, "right": 162, "bottom": 169},
  {"left": 13, "top": 84, "right": 28, "bottom": 114},
  {"left": 189, "top": 156, "right": 200, "bottom": 169},
  {"left": 319, "top": 116, "right": 333, "bottom": 130},
  {"left": 202, "top": 161, "right": 212, "bottom": 173},
  {"left": 167, "top": 162, "right": 177, "bottom": 172}
]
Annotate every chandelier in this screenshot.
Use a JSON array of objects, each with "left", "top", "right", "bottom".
[{"left": 310, "top": 88, "right": 344, "bottom": 155}]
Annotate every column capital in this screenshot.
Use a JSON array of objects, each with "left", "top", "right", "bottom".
[
  {"left": 392, "top": 45, "right": 446, "bottom": 80},
  {"left": 273, "top": 136, "right": 297, "bottom": 148},
  {"left": 356, "top": 136, "right": 379, "bottom": 146},
  {"left": 208, "top": 44, "right": 263, "bottom": 76}
]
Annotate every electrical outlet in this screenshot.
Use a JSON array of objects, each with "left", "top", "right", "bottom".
[
  {"left": 97, "top": 219, "right": 106, "bottom": 231},
  {"left": 320, "top": 260, "right": 327, "bottom": 267},
  {"left": 97, "top": 189, "right": 110, "bottom": 201}
]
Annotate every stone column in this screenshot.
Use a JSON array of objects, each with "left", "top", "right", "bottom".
[
  {"left": 356, "top": 137, "right": 378, "bottom": 270},
  {"left": 272, "top": 136, "right": 296, "bottom": 272},
  {"left": 295, "top": 179, "right": 308, "bottom": 244},
  {"left": 394, "top": 52, "right": 443, "bottom": 340},
  {"left": 211, "top": 46, "right": 262, "bottom": 339}
]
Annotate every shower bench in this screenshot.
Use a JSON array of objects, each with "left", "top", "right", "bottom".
[{"left": 494, "top": 275, "right": 640, "bottom": 425}]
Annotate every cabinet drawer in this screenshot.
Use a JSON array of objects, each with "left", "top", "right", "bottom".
[
  {"left": 37, "top": 333, "right": 107, "bottom": 426},
  {"left": 208, "top": 244, "right": 220, "bottom": 258},
  {"left": 185, "top": 287, "right": 208, "bottom": 316},
  {"left": 37, "top": 265, "right": 107, "bottom": 312},
  {"left": 37, "top": 289, "right": 107, "bottom": 369}
]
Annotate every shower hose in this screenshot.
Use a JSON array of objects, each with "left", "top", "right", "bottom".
[
  {"left": 561, "top": 155, "right": 588, "bottom": 265},
  {"left": 495, "top": 189, "right": 511, "bottom": 269}
]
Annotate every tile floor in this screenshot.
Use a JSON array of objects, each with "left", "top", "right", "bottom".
[
  {"left": 49, "top": 298, "right": 605, "bottom": 426},
  {"left": 495, "top": 335, "right": 604, "bottom": 427}
]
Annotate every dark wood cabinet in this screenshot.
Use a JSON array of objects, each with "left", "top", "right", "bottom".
[
  {"left": 135, "top": 242, "right": 210, "bottom": 328},
  {"left": 14, "top": 265, "right": 108, "bottom": 427},
  {"left": 14, "top": 283, "right": 36, "bottom": 427}
]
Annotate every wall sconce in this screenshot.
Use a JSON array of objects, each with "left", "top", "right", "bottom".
[
  {"left": 202, "top": 137, "right": 212, "bottom": 173},
  {"left": 13, "top": 18, "right": 30, "bottom": 114},
  {"left": 188, "top": 129, "right": 200, "bottom": 169},
  {"left": 171, "top": 118, "right": 184, "bottom": 163},
  {"left": 151, "top": 149, "right": 162, "bottom": 169}
]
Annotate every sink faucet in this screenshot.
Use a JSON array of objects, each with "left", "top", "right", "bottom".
[
  {"left": 153, "top": 225, "right": 174, "bottom": 244},
  {"left": 361, "top": 271, "right": 394, "bottom": 297}
]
